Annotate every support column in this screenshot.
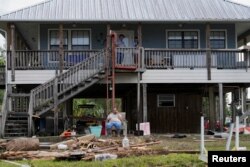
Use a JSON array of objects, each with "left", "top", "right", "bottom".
[
  {"left": 105, "top": 24, "right": 111, "bottom": 116},
  {"left": 136, "top": 24, "right": 142, "bottom": 129},
  {"left": 10, "top": 24, "right": 15, "bottom": 81},
  {"left": 241, "top": 87, "right": 247, "bottom": 125},
  {"left": 54, "top": 77, "right": 59, "bottom": 135},
  {"left": 206, "top": 23, "right": 211, "bottom": 80},
  {"left": 209, "top": 86, "right": 215, "bottom": 130},
  {"left": 219, "top": 83, "right": 224, "bottom": 131},
  {"left": 142, "top": 83, "right": 147, "bottom": 122},
  {"left": 59, "top": 24, "right": 64, "bottom": 74},
  {"left": 231, "top": 90, "right": 236, "bottom": 123}
]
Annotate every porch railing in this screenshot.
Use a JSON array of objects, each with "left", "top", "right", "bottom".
[
  {"left": 7, "top": 50, "right": 100, "bottom": 70},
  {"left": 115, "top": 47, "right": 139, "bottom": 68},
  {"left": 6, "top": 48, "right": 250, "bottom": 70},
  {"left": 144, "top": 49, "right": 249, "bottom": 69}
]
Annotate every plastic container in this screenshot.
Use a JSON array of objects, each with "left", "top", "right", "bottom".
[
  {"left": 89, "top": 125, "right": 102, "bottom": 137},
  {"left": 122, "top": 136, "right": 130, "bottom": 148},
  {"left": 58, "top": 144, "right": 68, "bottom": 150}
]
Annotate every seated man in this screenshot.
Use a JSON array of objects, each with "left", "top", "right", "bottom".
[{"left": 106, "top": 108, "right": 123, "bottom": 136}]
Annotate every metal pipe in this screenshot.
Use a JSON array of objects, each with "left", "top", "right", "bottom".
[
  {"left": 226, "top": 123, "right": 234, "bottom": 150},
  {"left": 105, "top": 24, "right": 110, "bottom": 116},
  {"left": 200, "top": 116, "right": 204, "bottom": 154},
  {"left": 235, "top": 116, "right": 239, "bottom": 150},
  {"left": 219, "top": 83, "right": 224, "bottom": 131},
  {"left": 110, "top": 31, "right": 117, "bottom": 112}
]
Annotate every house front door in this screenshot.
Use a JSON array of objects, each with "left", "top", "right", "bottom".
[{"left": 115, "top": 30, "right": 134, "bottom": 47}]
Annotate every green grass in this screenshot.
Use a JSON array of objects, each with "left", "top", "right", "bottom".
[{"left": 0, "top": 154, "right": 205, "bottom": 167}]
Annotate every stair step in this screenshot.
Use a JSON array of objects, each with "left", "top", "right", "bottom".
[
  {"left": 5, "top": 123, "right": 28, "bottom": 126},
  {"left": 8, "top": 112, "right": 29, "bottom": 116},
  {"left": 7, "top": 119, "right": 28, "bottom": 122},
  {"left": 4, "top": 133, "right": 28, "bottom": 137},
  {"left": 5, "top": 128, "right": 28, "bottom": 131}
]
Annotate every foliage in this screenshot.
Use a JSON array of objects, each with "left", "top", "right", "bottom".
[
  {"left": 73, "top": 98, "right": 122, "bottom": 118},
  {"left": 0, "top": 154, "right": 205, "bottom": 167},
  {"left": 73, "top": 98, "right": 105, "bottom": 118},
  {"left": 0, "top": 48, "right": 5, "bottom": 65},
  {"left": 0, "top": 56, "right": 5, "bottom": 66}
]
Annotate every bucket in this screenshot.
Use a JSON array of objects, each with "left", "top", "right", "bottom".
[{"left": 89, "top": 125, "right": 102, "bottom": 137}]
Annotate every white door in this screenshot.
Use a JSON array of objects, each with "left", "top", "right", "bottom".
[
  {"left": 115, "top": 30, "right": 135, "bottom": 65},
  {"left": 115, "top": 30, "right": 134, "bottom": 47}
]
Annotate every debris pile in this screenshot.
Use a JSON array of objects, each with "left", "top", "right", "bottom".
[{"left": 0, "top": 135, "right": 162, "bottom": 161}]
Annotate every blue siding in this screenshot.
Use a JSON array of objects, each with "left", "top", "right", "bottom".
[
  {"left": 142, "top": 24, "right": 235, "bottom": 49},
  {"left": 40, "top": 23, "right": 236, "bottom": 49},
  {"left": 40, "top": 24, "right": 107, "bottom": 50}
]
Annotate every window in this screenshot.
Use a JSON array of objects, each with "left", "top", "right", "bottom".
[
  {"left": 71, "top": 30, "right": 90, "bottom": 50},
  {"left": 49, "top": 30, "right": 68, "bottom": 50},
  {"left": 157, "top": 94, "right": 175, "bottom": 107},
  {"left": 210, "top": 31, "right": 226, "bottom": 49},
  {"left": 48, "top": 29, "right": 91, "bottom": 50},
  {"left": 168, "top": 31, "right": 198, "bottom": 49}
]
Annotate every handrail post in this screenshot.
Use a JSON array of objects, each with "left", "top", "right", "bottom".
[
  {"left": 140, "top": 47, "right": 145, "bottom": 70},
  {"left": 10, "top": 24, "right": 16, "bottom": 81},
  {"left": 28, "top": 92, "right": 33, "bottom": 136},
  {"left": 53, "top": 76, "right": 59, "bottom": 135}
]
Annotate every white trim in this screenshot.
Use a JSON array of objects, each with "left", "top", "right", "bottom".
[
  {"left": 166, "top": 29, "right": 201, "bottom": 49},
  {"left": 210, "top": 29, "right": 228, "bottom": 49}
]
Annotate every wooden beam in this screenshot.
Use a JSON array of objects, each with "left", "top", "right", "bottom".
[
  {"left": 54, "top": 77, "right": 59, "bottom": 135},
  {"left": 137, "top": 23, "right": 142, "bottom": 127},
  {"left": 241, "top": 87, "right": 247, "bottom": 125},
  {"left": 219, "top": 83, "right": 224, "bottom": 131},
  {"left": 209, "top": 86, "right": 215, "bottom": 130},
  {"left": 10, "top": 24, "right": 15, "bottom": 82},
  {"left": 59, "top": 24, "right": 64, "bottom": 74},
  {"left": 137, "top": 23, "right": 142, "bottom": 47},
  {"left": 206, "top": 24, "right": 211, "bottom": 80},
  {"left": 6, "top": 23, "right": 11, "bottom": 51},
  {"left": 106, "top": 24, "right": 111, "bottom": 116},
  {"left": 142, "top": 83, "right": 147, "bottom": 122}
]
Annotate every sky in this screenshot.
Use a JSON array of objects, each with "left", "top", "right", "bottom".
[{"left": 0, "top": 0, "right": 250, "bottom": 48}]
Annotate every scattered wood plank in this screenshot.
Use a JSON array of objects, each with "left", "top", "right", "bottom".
[{"left": 50, "top": 134, "right": 95, "bottom": 150}]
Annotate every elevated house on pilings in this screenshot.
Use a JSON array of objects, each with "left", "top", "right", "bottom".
[{"left": 0, "top": 0, "right": 250, "bottom": 137}]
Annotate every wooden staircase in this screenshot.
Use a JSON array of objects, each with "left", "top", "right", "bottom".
[
  {"left": 1, "top": 49, "right": 109, "bottom": 137},
  {"left": 27, "top": 49, "right": 109, "bottom": 136},
  {"left": 4, "top": 113, "right": 29, "bottom": 137}
]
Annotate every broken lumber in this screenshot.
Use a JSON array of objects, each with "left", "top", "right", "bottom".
[
  {"left": 6, "top": 138, "right": 39, "bottom": 151},
  {"left": 50, "top": 134, "right": 95, "bottom": 150}
]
